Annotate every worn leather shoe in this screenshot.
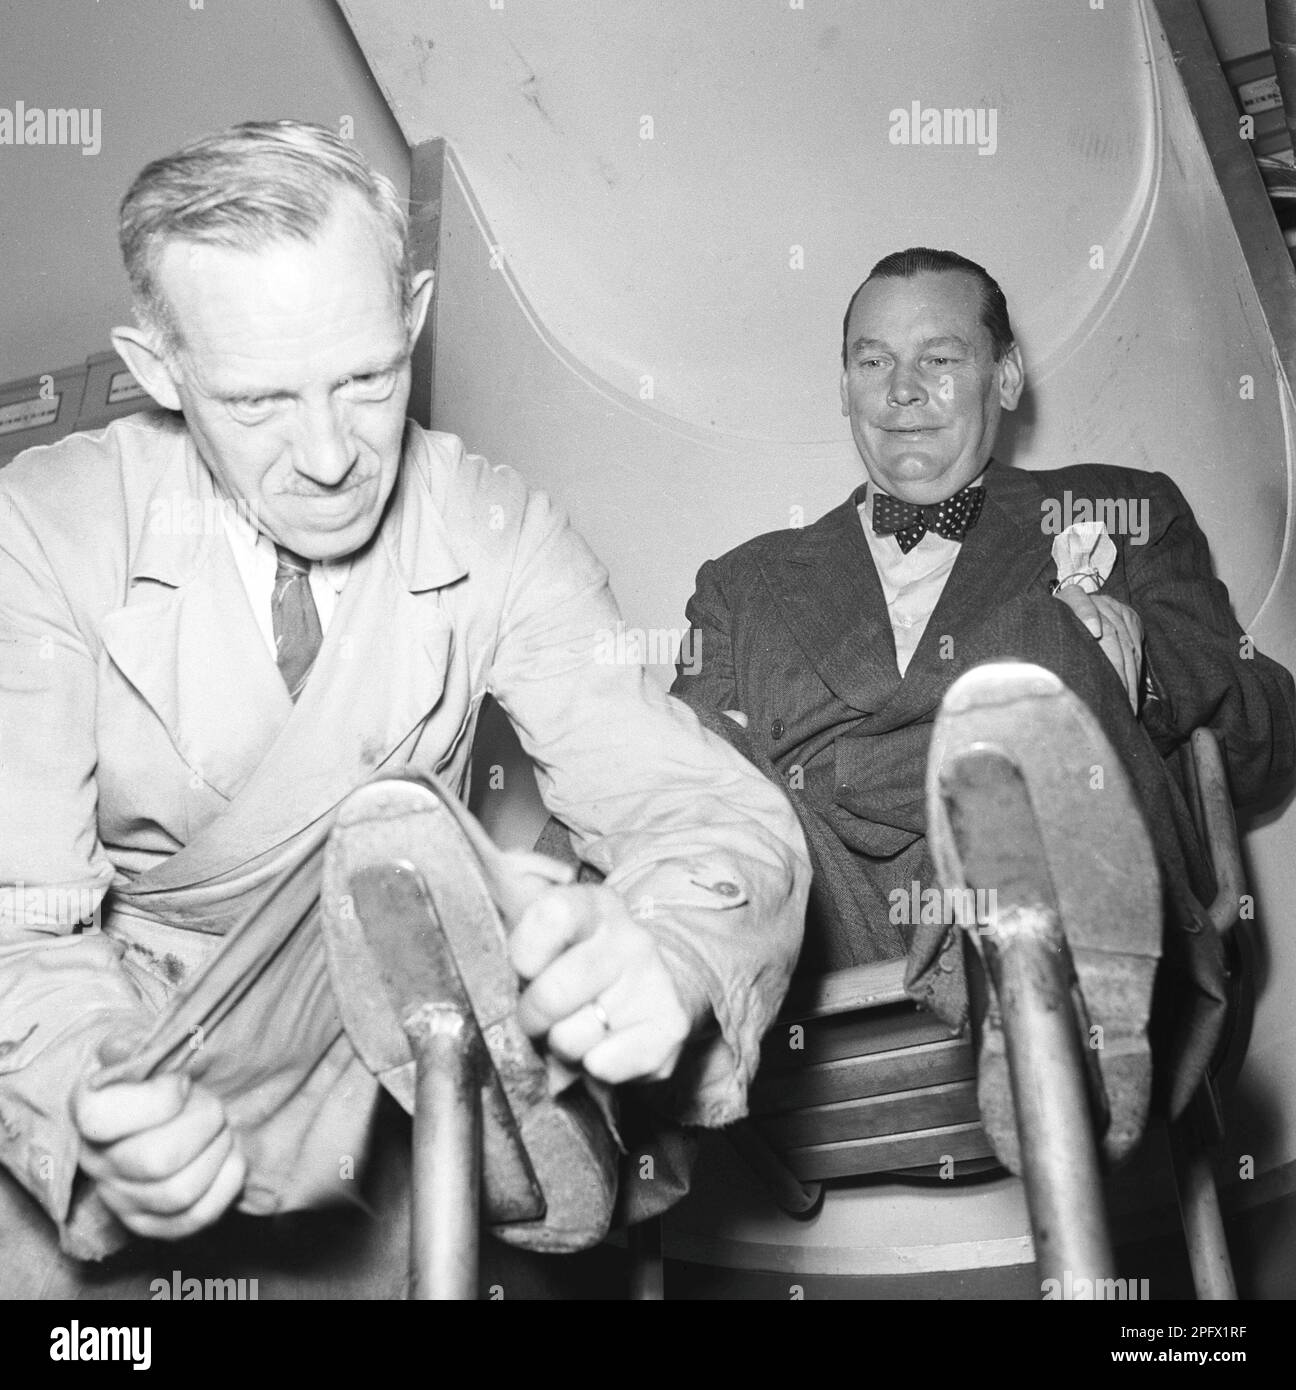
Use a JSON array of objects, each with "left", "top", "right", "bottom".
[
  {"left": 926, "top": 662, "right": 1161, "bottom": 1169},
  {"left": 321, "top": 774, "right": 619, "bottom": 1253}
]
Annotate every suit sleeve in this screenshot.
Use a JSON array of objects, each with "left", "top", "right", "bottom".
[
  {"left": 669, "top": 557, "right": 739, "bottom": 715},
  {"left": 1128, "top": 472, "right": 1296, "bottom": 804},
  {"left": 484, "top": 484, "right": 808, "bottom": 1126},
  {"left": 0, "top": 488, "right": 153, "bottom": 1249}
]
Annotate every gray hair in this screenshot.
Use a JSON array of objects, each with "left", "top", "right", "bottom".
[{"left": 119, "top": 120, "right": 412, "bottom": 354}]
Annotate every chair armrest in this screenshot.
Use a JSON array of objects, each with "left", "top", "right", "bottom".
[
  {"left": 1185, "top": 728, "right": 1245, "bottom": 937},
  {"left": 776, "top": 959, "right": 912, "bottom": 1022}
]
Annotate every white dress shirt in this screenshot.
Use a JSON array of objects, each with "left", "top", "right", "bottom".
[
  {"left": 857, "top": 474, "right": 985, "bottom": 677},
  {"left": 221, "top": 507, "right": 350, "bottom": 659}
]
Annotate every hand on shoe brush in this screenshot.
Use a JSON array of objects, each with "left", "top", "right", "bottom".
[{"left": 73, "top": 1034, "right": 247, "bottom": 1240}]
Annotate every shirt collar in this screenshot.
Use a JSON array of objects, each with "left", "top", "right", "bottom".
[{"left": 221, "top": 495, "right": 352, "bottom": 594}]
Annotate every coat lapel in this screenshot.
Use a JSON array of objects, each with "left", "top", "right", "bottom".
[
  {"left": 110, "top": 426, "right": 468, "bottom": 894},
  {"left": 100, "top": 442, "right": 290, "bottom": 801},
  {"left": 893, "top": 461, "right": 1054, "bottom": 718},
  {"left": 761, "top": 487, "right": 903, "bottom": 714}
]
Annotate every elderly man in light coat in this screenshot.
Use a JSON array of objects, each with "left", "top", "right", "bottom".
[{"left": 0, "top": 121, "right": 809, "bottom": 1289}]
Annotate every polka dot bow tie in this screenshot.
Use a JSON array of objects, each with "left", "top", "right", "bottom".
[{"left": 871, "top": 483, "right": 986, "bottom": 554}]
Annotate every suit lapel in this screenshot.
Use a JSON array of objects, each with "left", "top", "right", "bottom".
[
  {"left": 762, "top": 488, "right": 902, "bottom": 714},
  {"left": 894, "top": 461, "right": 1054, "bottom": 717}
]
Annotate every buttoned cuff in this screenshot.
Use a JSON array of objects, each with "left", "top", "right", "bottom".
[{"left": 606, "top": 853, "right": 801, "bottom": 1127}]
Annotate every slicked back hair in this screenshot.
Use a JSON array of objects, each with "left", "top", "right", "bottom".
[
  {"left": 841, "top": 247, "right": 1015, "bottom": 365},
  {"left": 119, "top": 120, "right": 412, "bottom": 355}
]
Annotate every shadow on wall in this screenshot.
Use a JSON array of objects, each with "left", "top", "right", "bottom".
[{"left": 0, "top": 0, "right": 408, "bottom": 384}]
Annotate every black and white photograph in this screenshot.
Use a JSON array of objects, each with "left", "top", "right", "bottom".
[{"left": 0, "top": 0, "right": 1294, "bottom": 1351}]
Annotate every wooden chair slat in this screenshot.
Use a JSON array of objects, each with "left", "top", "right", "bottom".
[
  {"left": 760, "top": 1001, "right": 959, "bottom": 1071},
  {"left": 751, "top": 1036, "right": 977, "bottom": 1113},
  {"left": 776, "top": 959, "right": 910, "bottom": 1021},
  {"left": 782, "top": 1121, "right": 994, "bottom": 1182},
  {"left": 757, "top": 1078, "right": 981, "bottom": 1149}
]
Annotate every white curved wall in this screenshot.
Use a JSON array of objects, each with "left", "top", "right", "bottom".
[
  {"left": 347, "top": 0, "right": 1287, "bottom": 626},
  {"left": 347, "top": 0, "right": 1296, "bottom": 1276}
]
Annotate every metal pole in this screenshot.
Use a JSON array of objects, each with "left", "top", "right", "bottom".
[
  {"left": 984, "top": 924, "right": 1117, "bottom": 1290},
  {"left": 1169, "top": 1099, "right": 1238, "bottom": 1300},
  {"left": 940, "top": 746, "right": 1119, "bottom": 1294},
  {"left": 627, "top": 1218, "right": 665, "bottom": 1301},
  {"left": 407, "top": 1003, "right": 481, "bottom": 1301}
]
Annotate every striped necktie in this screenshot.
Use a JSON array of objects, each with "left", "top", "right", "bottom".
[{"left": 272, "top": 546, "right": 323, "bottom": 702}]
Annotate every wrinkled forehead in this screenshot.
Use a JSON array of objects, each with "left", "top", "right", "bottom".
[
  {"left": 161, "top": 257, "right": 391, "bottom": 359},
  {"left": 847, "top": 270, "right": 992, "bottom": 354},
  {"left": 152, "top": 194, "right": 403, "bottom": 323}
]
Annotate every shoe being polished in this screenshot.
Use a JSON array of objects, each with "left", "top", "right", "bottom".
[
  {"left": 320, "top": 774, "right": 619, "bottom": 1253},
  {"left": 926, "top": 662, "right": 1162, "bottom": 1169}
]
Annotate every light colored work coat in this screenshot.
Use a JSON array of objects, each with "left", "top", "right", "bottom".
[{"left": 0, "top": 412, "right": 809, "bottom": 1258}]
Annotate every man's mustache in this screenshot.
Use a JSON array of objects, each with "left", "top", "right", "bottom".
[{"left": 279, "top": 473, "right": 378, "bottom": 499}]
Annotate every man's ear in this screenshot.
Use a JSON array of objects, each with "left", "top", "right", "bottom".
[
  {"left": 997, "top": 345, "right": 1025, "bottom": 411},
  {"left": 839, "top": 367, "right": 851, "bottom": 417},
  {"left": 111, "top": 327, "right": 184, "bottom": 413},
  {"left": 404, "top": 270, "right": 435, "bottom": 347}
]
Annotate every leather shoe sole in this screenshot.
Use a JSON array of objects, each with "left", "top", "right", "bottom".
[
  {"left": 321, "top": 775, "right": 618, "bottom": 1252},
  {"left": 926, "top": 662, "right": 1161, "bottom": 1168}
]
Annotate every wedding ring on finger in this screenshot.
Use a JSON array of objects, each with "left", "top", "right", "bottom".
[{"left": 588, "top": 1000, "right": 613, "bottom": 1036}]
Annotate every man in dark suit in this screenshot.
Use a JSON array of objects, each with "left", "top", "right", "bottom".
[{"left": 671, "top": 247, "right": 1296, "bottom": 1116}]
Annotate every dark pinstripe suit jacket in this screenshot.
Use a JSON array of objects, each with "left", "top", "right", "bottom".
[
  {"left": 674, "top": 459, "right": 1293, "bottom": 838},
  {"left": 671, "top": 460, "right": 1296, "bottom": 1105}
]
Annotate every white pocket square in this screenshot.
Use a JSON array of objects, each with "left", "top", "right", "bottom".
[{"left": 1051, "top": 520, "right": 1117, "bottom": 595}]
